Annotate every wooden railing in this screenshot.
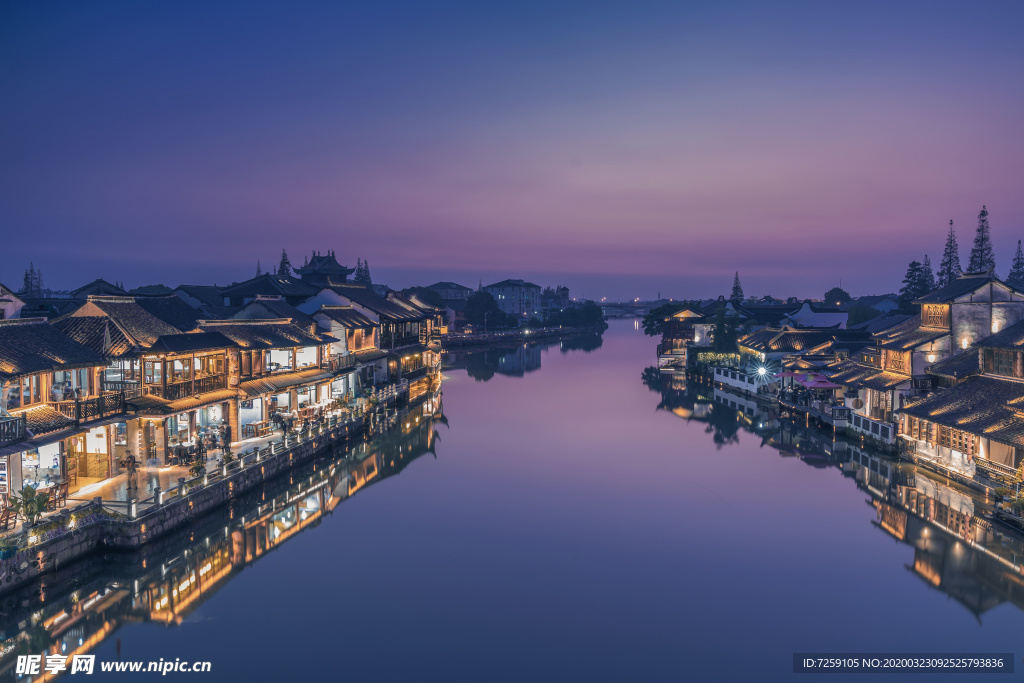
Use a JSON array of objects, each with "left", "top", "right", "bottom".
[
  {"left": 148, "top": 374, "right": 226, "bottom": 400},
  {"left": 324, "top": 354, "right": 357, "bottom": 373},
  {"left": 48, "top": 392, "right": 126, "bottom": 424},
  {"left": 0, "top": 415, "right": 26, "bottom": 445}
]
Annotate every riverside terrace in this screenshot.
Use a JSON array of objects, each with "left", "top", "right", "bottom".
[
  {"left": 0, "top": 398, "right": 444, "bottom": 670},
  {"left": 0, "top": 277, "right": 443, "bottom": 543},
  {"left": 0, "top": 385, "right": 441, "bottom": 598}
]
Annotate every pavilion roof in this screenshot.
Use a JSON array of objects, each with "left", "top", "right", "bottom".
[{"left": 0, "top": 319, "right": 106, "bottom": 381}]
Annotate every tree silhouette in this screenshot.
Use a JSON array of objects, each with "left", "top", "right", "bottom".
[
  {"left": 730, "top": 272, "right": 744, "bottom": 302},
  {"left": 967, "top": 205, "right": 996, "bottom": 274},
  {"left": 921, "top": 254, "right": 936, "bottom": 292},
  {"left": 1007, "top": 240, "right": 1024, "bottom": 289},
  {"left": 937, "top": 220, "right": 961, "bottom": 286}
]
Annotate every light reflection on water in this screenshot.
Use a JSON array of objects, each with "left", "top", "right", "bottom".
[{"left": 3, "top": 319, "right": 1024, "bottom": 682}]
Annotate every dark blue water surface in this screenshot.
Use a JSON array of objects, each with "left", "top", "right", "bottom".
[{"left": 7, "top": 319, "right": 1024, "bottom": 682}]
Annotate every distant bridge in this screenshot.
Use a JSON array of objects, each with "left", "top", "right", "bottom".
[{"left": 600, "top": 302, "right": 654, "bottom": 318}]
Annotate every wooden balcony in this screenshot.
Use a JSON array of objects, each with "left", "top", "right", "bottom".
[
  {"left": 48, "top": 391, "right": 127, "bottom": 424},
  {"left": 0, "top": 414, "right": 26, "bottom": 446},
  {"left": 324, "top": 354, "right": 357, "bottom": 373},
  {"left": 148, "top": 374, "right": 227, "bottom": 401}
]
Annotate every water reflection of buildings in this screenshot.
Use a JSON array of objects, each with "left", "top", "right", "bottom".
[
  {"left": 0, "top": 392, "right": 446, "bottom": 682},
  {"left": 445, "top": 331, "right": 602, "bottom": 382},
  {"left": 642, "top": 367, "right": 1024, "bottom": 619}
]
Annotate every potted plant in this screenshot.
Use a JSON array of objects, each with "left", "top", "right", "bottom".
[{"left": 10, "top": 486, "right": 50, "bottom": 527}]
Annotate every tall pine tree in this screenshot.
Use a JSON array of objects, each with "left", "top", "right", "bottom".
[
  {"left": 278, "top": 249, "right": 291, "bottom": 276},
  {"left": 921, "top": 254, "right": 936, "bottom": 292},
  {"left": 967, "top": 205, "right": 996, "bottom": 274},
  {"left": 354, "top": 258, "right": 372, "bottom": 286},
  {"left": 730, "top": 272, "right": 743, "bottom": 302},
  {"left": 1007, "top": 240, "right": 1024, "bottom": 289},
  {"left": 22, "top": 263, "right": 35, "bottom": 296},
  {"left": 899, "top": 260, "right": 929, "bottom": 310},
  {"left": 937, "top": 220, "right": 961, "bottom": 287}
]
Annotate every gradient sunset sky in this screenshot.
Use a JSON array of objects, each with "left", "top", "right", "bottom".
[{"left": 2, "top": 1, "right": 1023, "bottom": 300}]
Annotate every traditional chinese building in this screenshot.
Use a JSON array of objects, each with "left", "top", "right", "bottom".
[
  {"left": 897, "top": 318, "right": 1024, "bottom": 480},
  {"left": 0, "top": 319, "right": 125, "bottom": 498}
]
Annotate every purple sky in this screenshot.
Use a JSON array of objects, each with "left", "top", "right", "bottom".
[{"left": 2, "top": 1, "right": 1024, "bottom": 300}]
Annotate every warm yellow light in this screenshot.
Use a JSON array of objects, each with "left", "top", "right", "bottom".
[{"left": 961, "top": 338, "right": 969, "bottom": 349}]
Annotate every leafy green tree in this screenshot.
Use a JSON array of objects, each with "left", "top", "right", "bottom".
[
  {"left": 1007, "top": 240, "right": 1024, "bottom": 289},
  {"left": 545, "top": 302, "right": 605, "bottom": 327},
  {"left": 710, "top": 305, "right": 739, "bottom": 352},
  {"left": 937, "top": 220, "right": 961, "bottom": 286},
  {"left": 730, "top": 272, "right": 744, "bottom": 302},
  {"left": 967, "top": 205, "right": 996, "bottom": 274},
  {"left": 641, "top": 302, "right": 687, "bottom": 336},
  {"left": 823, "top": 287, "right": 851, "bottom": 306},
  {"left": 464, "top": 291, "right": 513, "bottom": 329}
]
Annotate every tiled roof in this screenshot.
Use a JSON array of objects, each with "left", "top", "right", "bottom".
[
  {"left": 877, "top": 326, "right": 947, "bottom": 351},
  {"left": 233, "top": 298, "right": 316, "bottom": 328},
  {"left": 198, "top": 320, "right": 331, "bottom": 349},
  {"left": 0, "top": 319, "right": 106, "bottom": 380},
  {"left": 827, "top": 364, "right": 882, "bottom": 387},
  {"left": 328, "top": 284, "right": 426, "bottom": 321},
  {"left": 71, "top": 279, "right": 126, "bottom": 298},
  {"left": 19, "top": 405, "right": 76, "bottom": 436},
  {"left": 859, "top": 370, "right": 912, "bottom": 390},
  {"left": 76, "top": 298, "right": 182, "bottom": 348},
  {"left": 850, "top": 314, "right": 912, "bottom": 334},
  {"left": 898, "top": 375, "right": 1024, "bottom": 448},
  {"left": 133, "top": 296, "right": 206, "bottom": 332},
  {"left": 174, "top": 285, "right": 226, "bottom": 308},
  {"left": 220, "top": 274, "right": 319, "bottom": 301},
  {"left": 915, "top": 273, "right": 1020, "bottom": 304},
  {"left": 976, "top": 319, "right": 1024, "bottom": 348},
  {"left": 314, "top": 306, "right": 377, "bottom": 328},
  {"left": 739, "top": 328, "right": 868, "bottom": 353},
  {"left": 926, "top": 348, "right": 981, "bottom": 379},
  {"left": 127, "top": 389, "right": 239, "bottom": 415},
  {"left": 484, "top": 279, "right": 541, "bottom": 290},
  {"left": 148, "top": 332, "right": 236, "bottom": 354},
  {"left": 51, "top": 316, "right": 134, "bottom": 358},
  {"left": 238, "top": 368, "right": 335, "bottom": 397},
  {"left": 293, "top": 252, "right": 353, "bottom": 278},
  {"left": 353, "top": 349, "right": 388, "bottom": 362}
]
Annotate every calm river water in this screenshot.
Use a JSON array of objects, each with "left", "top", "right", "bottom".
[{"left": 5, "top": 319, "right": 1024, "bottom": 681}]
